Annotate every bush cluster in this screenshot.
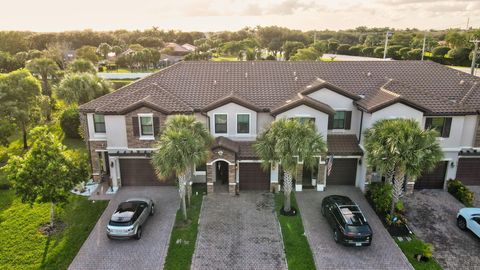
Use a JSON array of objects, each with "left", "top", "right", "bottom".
[
  {"left": 60, "top": 108, "right": 81, "bottom": 139},
  {"left": 447, "top": 179, "right": 474, "bottom": 207},
  {"left": 365, "top": 182, "right": 393, "bottom": 214}
]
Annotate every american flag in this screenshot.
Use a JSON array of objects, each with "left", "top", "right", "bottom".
[{"left": 327, "top": 155, "right": 333, "bottom": 176}]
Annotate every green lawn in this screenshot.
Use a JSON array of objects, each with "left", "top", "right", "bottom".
[
  {"left": 0, "top": 190, "right": 108, "bottom": 270},
  {"left": 395, "top": 237, "right": 442, "bottom": 270},
  {"left": 275, "top": 193, "right": 316, "bottom": 270},
  {"left": 164, "top": 185, "right": 206, "bottom": 270}
]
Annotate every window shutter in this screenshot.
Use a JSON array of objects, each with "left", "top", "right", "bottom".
[
  {"left": 153, "top": 117, "right": 160, "bottom": 136},
  {"left": 442, "top": 117, "right": 452, "bottom": 138},
  {"left": 328, "top": 115, "right": 333, "bottom": 130},
  {"left": 344, "top": 111, "right": 352, "bottom": 130},
  {"left": 132, "top": 117, "right": 139, "bottom": 137},
  {"left": 425, "top": 118, "right": 432, "bottom": 129}
]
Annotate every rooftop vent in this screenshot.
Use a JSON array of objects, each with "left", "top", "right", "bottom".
[
  {"left": 213, "top": 80, "right": 217, "bottom": 85},
  {"left": 293, "top": 71, "right": 297, "bottom": 76},
  {"left": 359, "top": 94, "right": 365, "bottom": 99},
  {"left": 367, "top": 72, "right": 372, "bottom": 77},
  {"left": 460, "top": 80, "right": 465, "bottom": 85},
  {"left": 245, "top": 72, "right": 248, "bottom": 78},
  {"left": 286, "top": 99, "right": 292, "bottom": 103},
  {"left": 294, "top": 76, "right": 298, "bottom": 81}
]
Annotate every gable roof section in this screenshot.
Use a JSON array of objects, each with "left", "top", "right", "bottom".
[
  {"left": 202, "top": 92, "right": 262, "bottom": 112},
  {"left": 79, "top": 61, "right": 480, "bottom": 116},
  {"left": 300, "top": 77, "right": 361, "bottom": 101},
  {"left": 212, "top": 136, "right": 240, "bottom": 153},
  {"left": 271, "top": 93, "right": 335, "bottom": 116},
  {"left": 356, "top": 79, "right": 475, "bottom": 115},
  {"left": 327, "top": 135, "right": 363, "bottom": 156}
]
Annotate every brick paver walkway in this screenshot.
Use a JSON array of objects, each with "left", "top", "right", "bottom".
[
  {"left": 404, "top": 189, "right": 480, "bottom": 270},
  {"left": 468, "top": 186, "right": 480, "bottom": 207},
  {"left": 296, "top": 186, "right": 413, "bottom": 270},
  {"left": 191, "top": 192, "right": 287, "bottom": 270},
  {"left": 69, "top": 186, "right": 178, "bottom": 270}
]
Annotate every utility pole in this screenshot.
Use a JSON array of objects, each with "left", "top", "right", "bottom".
[
  {"left": 383, "top": 31, "right": 393, "bottom": 59},
  {"left": 471, "top": 39, "right": 479, "bottom": 76},
  {"left": 466, "top": 17, "right": 470, "bottom": 30},
  {"left": 421, "top": 34, "right": 426, "bottom": 61}
]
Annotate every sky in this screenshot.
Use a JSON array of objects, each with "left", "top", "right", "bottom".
[{"left": 0, "top": 0, "right": 479, "bottom": 32}]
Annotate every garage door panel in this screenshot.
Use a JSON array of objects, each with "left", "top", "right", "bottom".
[
  {"left": 457, "top": 158, "right": 480, "bottom": 186},
  {"left": 414, "top": 161, "right": 447, "bottom": 189},
  {"left": 326, "top": 159, "right": 357, "bottom": 185},
  {"left": 120, "top": 159, "right": 175, "bottom": 186},
  {"left": 239, "top": 163, "right": 270, "bottom": 190}
]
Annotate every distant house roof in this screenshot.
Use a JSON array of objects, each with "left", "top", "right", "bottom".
[
  {"left": 181, "top": 43, "right": 197, "bottom": 51},
  {"left": 79, "top": 61, "right": 480, "bottom": 116}
]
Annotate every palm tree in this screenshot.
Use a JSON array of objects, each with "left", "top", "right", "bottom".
[
  {"left": 26, "top": 57, "right": 59, "bottom": 97},
  {"left": 151, "top": 115, "right": 213, "bottom": 221},
  {"left": 364, "top": 118, "right": 443, "bottom": 215},
  {"left": 255, "top": 118, "right": 327, "bottom": 214}
]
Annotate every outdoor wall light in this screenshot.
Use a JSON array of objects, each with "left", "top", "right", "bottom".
[
  {"left": 110, "top": 161, "right": 114, "bottom": 168},
  {"left": 450, "top": 161, "right": 455, "bottom": 168},
  {"left": 358, "top": 159, "right": 362, "bottom": 165}
]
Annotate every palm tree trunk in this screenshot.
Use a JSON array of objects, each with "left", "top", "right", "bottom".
[
  {"left": 178, "top": 173, "right": 188, "bottom": 221},
  {"left": 391, "top": 168, "right": 405, "bottom": 215},
  {"left": 283, "top": 170, "right": 293, "bottom": 212},
  {"left": 50, "top": 202, "right": 55, "bottom": 228}
]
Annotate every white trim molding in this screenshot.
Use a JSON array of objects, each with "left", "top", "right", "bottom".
[{"left": 207, "top": 158, "right": 235, "bottom": 165}]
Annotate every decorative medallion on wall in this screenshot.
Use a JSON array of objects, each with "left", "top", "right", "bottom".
[{"left": 217, "top": 150, "right": 224, "bottom": 156}]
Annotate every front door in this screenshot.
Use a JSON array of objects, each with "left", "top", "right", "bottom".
[{"left": 216, "top": 161, "right": 229, "bottom": 185}]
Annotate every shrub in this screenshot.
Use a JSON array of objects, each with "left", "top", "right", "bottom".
[
  {"left": 366, "top": 182, "right": 393, "bottom": 214},
  {"left": 447, "top": 179, "right": 474, "bottom": 206},
  {"left": 361, "top": 47, "right": 375, "bottom": 57},
  {"left": 407, "top": 49, "right": 423, "bottom": 60},
  {"left": 373, "top": 47, "right": 384, "bottom": 58},
  {"left": 337, "top": 44, "right": 351, "bottom": 55},
  {"left": 431, "top": 46, "right": 450, "bottom": 57},
  {"left": 348, "top": 45, "right": 364, "bottom": 56},
  {"left": 60, "top": 108, "right": 81, "bottom": 139}
]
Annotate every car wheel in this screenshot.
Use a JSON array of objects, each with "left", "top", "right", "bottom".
[
  {"left": 457, "top": 216, "right": 467, "bottom": 230},
  {"left": 333, "top": 229, "right": 340, "bottom": 243},
  {"left": 135, "top": 227, "right": 142, "bottom": 240},
  {"left": 107, "top": 234, "right": 112, "bottom": 240},
  {"left": 150, "top": 204, "right": 155, "bottom": 216}
]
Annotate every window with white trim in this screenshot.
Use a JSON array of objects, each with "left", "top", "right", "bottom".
[
  {"left": 139, "top": 115, "right": 154, "bottom": 136},
  {"left": 214, "top": 114, "right": 227, "bottom": 134},
  {"left": 93, "top": 114, "right": 106, "bottom": 133},
  {"left": 237, "top": 114, "right": 250, "bottom": 134}
]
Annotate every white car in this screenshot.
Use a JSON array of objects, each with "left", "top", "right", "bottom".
[{"left": 457, "top": 208, "right": 480, "bottom": 238}]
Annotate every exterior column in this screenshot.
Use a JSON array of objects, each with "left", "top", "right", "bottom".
[
  {"left": 206, "top": 164, "right": 214, "bottom": 194},
  {"left": 317, "top": 162, "right": 326, "bottom": 191},
  {"left": 270, "top": 162, "right": 280, "bottom": 193},
  {"left": 295, "top": 162, "right": 303, "bottom": 191},
  {"left": 109, "top": 156, "right": 119, "bottom": 187},
  {"left": 228, "top": 164, "right": 236, "bottom": 195}
]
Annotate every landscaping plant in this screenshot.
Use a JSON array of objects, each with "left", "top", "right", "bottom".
[
  {"left": 151, "top": 115, "right": 213, "bottom": 221},
  {"left": 364, "top": 119, "right": 443, "bottom": 215},
  {"left": 255, "top": 118, "right": 326, "bottom": 214},
  {"left": 447, "top": 179, "right": 474, "bottom": 206}
]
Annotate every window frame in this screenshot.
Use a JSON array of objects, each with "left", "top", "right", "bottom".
[
  {"left": 236, "top": 113, "right": 251, "bottom": 135},
  {"left": 332, "top": 111, "right": 346, "bottom": 129},
  {"left": 295, "top": 116, "right": 316, "bottom": 125},
  {"left": 93, "top": 114, "right": 106, "bottom": 133},
  {"left": 138, "top": 113, "right": 154, "bottom": 139},
  {"left": 425, "top": 117, "right": 452, "bottom": 138},
  {"left": 213, "top": 113, "right": 228, "bottom": 134}
]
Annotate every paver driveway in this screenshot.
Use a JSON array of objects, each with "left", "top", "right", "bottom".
[
  {"left": 403, "top": 189, "right": 480, "bottom": 270},
  {"left": 69, "top": 186, "right": 178, "bottom": 270},
  {"left": 191, "top": 192, "right": 287, "bottom": 270},
  {"left": 468, "top": 186, "right": 480, "bottom": 207},
  {"left": 296, "top": 186, "right": 412, "bottom": 270}
]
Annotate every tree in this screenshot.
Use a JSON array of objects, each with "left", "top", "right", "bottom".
[
  {"left": 75, "top": 45, "right": 99, "bottom": 63},
  {"left": 432, "top": 46, "right": 451, "bottom": 58},
  {"left": 0, "top": 69, "right": 42, "bottom": 149},
  {"left": 26, "top": 57, "right": 59, "bottom": 97},
  {"left": 56, "top": 73, "right": 111, "bottom": 105},
  {"left": 364, "top": 119, "right": 442, "bottom": 215},
  {"left": 390, "top": 33, "right": 413, "bottom": 47},
  {"left": 327, "top": 40, "right": 339, "bottom": 53},
  {"left": 337, "top": 44, "right": 351, "bottom": 54},
  {"left": 361, "top": 47, "right": 375, "bottom": 57},
  {"left": 282, "top": 41, "right": 305, "bottom": 60},
  {"left": 4, "top": 126, "right": 88, "bottom": 228},
  {"left": 445, "top": 31, "right": 469, "bottom": 49},
  {"left": 97, "top": 43, "right": 111, "bottom": 59},
  {"left": 407, "top": 49, "right": 423, "bottom": 60},
  {"left": 348, "top": 45, "right": 364, "bottom": 56},
  {"left": 68, "top": 58, "right": 96, "bottom": 74},
  {"left": 290, "top": 47, "right": 322, "bottom": 61},
  {"left": 255, "top": 119, "right": 326, "bottom": 213},
  {"left": 447, "top": 48, "right": 471, "bottom": 65},
  {"left": 151, "top": 115, "right": 213, "bottom": 221},
  {"left": 60, "top": 107, "right": 81, "bottom": 138},
  {"left": 398, "top": 47, "right": 411, "bottom": 59}
]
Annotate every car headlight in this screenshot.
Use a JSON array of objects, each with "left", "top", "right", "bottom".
[
  {"left": 127, "top": 227, "right": 134, "bottom": 232},
  {"left": 106, "top": 227, "right": 111, "bottom": 232}
]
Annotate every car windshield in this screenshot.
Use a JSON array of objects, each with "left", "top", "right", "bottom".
[
  {"left": 110, "top": 202, "right": 138, "bottom": 224},
  {"left": 339, "top": 206, "right": 367, "bottom": 226}
]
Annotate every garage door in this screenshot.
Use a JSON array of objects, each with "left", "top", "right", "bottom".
[
  {"left": 326, "top": 158, "right": 357, "bottom": 185},
  {"left": 119, "top": 159, "right": 175, "bottom": 186},
  {"left": 415, "top": 161, "right": 448, "bottom": 189},
  {"left": 239, "top": 163, "right": 270, "bottom": 190},
  {"left": 457, "top": 158, "right": 480, "bottom": 185}
]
